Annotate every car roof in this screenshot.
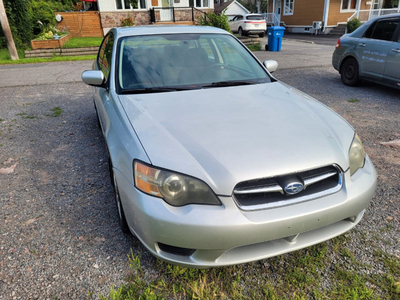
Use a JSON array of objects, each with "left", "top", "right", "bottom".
[{"left": 111, "top": 25, "right": 231, "bottom": 39}]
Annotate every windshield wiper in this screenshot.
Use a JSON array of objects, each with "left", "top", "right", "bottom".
[
  {"left": 201, "top": 80, "right": 256, "bottom": 88},
  {"left": 120, "top": 87, "right": 192, "bottom": 94}
]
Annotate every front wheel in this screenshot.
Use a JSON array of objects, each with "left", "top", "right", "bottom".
[
  {"left": 341, "top": 58, "right": 360, "bottom": 86},
  {"left": 239, "top": 27, "right": 246, "bottom": 36}
]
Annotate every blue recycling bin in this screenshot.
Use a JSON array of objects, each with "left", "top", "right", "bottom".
[{"left": 267, "top": 26, "right": 285, "bottom": 51}]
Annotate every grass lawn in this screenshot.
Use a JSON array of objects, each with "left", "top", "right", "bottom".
[
  {"left": 63, "top": 37, "right": 103, "bottom": 48},
  {"left": 98, "top": 234, "right": 400, "bottom": 299},
  {"left": 0, "top": 48, "right": 96, "bottom": 65}
]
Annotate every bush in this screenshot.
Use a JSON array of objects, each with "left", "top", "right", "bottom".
[
  {"left": 197, "top": 12, "right": 231, "bottom": 33},
  {"left": 31, "top": 1, "right": 58, "bottom": 36},
  {"left": 347, "top": 18, "right": 362, "bottom": 33},
  {"left": 0, "top": 0, "right": 33, "bottom": 49}
]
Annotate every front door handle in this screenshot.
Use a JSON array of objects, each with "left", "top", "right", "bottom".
[
  {"left": 392, "top": 48, "right": 400, "bottom": 53},
  {"left": 359, "top": 43, "right": 366, "bottom": 47}
]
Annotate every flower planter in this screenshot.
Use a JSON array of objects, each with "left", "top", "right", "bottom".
[{"left": 31, "top": 34, "right": 71, "bottom": 50}]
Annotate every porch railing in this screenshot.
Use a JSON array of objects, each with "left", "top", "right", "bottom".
[
  {"left": 261, "top": 13, "right": 280, "bottom": 26},
  {"left": 347, "top": 8, "right": 400, "bottom": 23},
  {"left": 149, "top": 7, "right": 206, "bottom": 23}
]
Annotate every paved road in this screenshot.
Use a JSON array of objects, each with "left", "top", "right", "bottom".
[
  {"left": 0, "top": 40, "right": 335, "bottom": 88},
  {"left": 1, "top": 40, "right": 399, "bottom": 299},
  {"left": 282, "top": 32, "right": 342, "bottom": 46}
]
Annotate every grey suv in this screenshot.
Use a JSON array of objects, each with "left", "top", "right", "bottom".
[{"left": 332, "top": 14, "right": 400, "bottom": 88}]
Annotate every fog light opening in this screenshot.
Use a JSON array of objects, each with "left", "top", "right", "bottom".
[{"left": 158, "top": 243, "right": 196, "bottom": 256}]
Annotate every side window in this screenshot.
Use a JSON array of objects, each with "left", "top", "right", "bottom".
[
  {"left": 215, "top": 39, "right": 252, "bottom": 73},
  {"left": 199, "top": 38, "right": 215, "bottom": 61},
  {"left": 98, "top": 33, "right": 114, "bottom": 79},
  {"left": 370, "top": 19, "right": 399, "bottom": 41},
  {"left": 364, "top": 21, "right": 377, "bottom": 39}
]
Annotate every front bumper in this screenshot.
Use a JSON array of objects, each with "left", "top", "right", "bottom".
[{"left": 116, "top": 156, "right": 376, "bottom": 267}]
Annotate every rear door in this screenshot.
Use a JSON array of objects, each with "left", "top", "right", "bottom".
[
  {"left": 229, "top": 16, "right": 238, "bottom": 32},
  {"left": 357, "top": 18, "right": 399, "bottom": 80},
  {"left": 383, "top": 19, "right": 400, "bottom": 87}
]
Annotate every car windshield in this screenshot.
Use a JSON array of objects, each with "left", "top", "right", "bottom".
[
  {"left": 246, "top": 15, "right": 264, "bottom": 20},
  {"left": 116, "top": 33, "right": 270, "bottom": 94}
]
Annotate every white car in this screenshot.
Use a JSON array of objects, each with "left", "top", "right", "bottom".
[{"left": 229, "top": 14, "right": 266, "bottom": 37}]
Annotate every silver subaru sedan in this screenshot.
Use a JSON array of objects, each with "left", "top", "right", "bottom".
[
  {"left": 82, "top": 26, "right": 376, "bottom": 268},
  {"left": 333, "top": 14, "right": 400, "bottom": 88}
]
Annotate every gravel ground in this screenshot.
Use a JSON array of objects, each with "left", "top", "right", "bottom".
[{"left": 0, "top": 59, "right": 399, "bottom": 299}]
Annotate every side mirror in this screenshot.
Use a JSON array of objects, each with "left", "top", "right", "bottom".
[
  {"left": 263, "top": 60, "right": 278, "bottom": 73},
  {"left": 82, "top": 70, "right": 105, "bottom": 87}
]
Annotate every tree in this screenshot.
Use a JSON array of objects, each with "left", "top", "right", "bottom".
[{"left": 0, "top": 0, "right": 18, "bottom": 60}]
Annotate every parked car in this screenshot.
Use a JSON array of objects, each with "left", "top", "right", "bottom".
[
  {"left": 82, "top": 26, "right": 376, "bottom": 268},
  {"left": 229, "top": 14, "right": 266, "bottom": 37},
  {"left": 333, "top": 14, "right": 400, "bottom": 89}
]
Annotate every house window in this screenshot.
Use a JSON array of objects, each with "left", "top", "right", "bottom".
[
  {"left": 341, "top": 0, "right": 357, "bottom": 10},
  {"left": 284, "top": 0, "right": 294, "bottom": 15},
  {"left": 195, "top": 0, "right": 209, "bottom": 8},
  {"left": 116, "top": 0, "right": 146, "bottom": 9}
]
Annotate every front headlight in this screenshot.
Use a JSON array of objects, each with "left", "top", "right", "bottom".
[
  {"left": 349, "top": 134, "right": 365, "bottom": 176},
  {"left": 133, "top": 161, "right": 221, "bottom": 207}
]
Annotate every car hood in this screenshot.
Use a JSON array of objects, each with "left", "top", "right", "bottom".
[{"left": 118, "top": 82, "right": 354, "bottom": 195}]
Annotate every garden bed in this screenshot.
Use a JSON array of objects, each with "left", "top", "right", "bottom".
[{"left": 31, "top": 34, "right": 71, "bottom": 50}]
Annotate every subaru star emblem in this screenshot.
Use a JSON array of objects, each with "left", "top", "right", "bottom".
[{"left": 284, "top": 182, "right": 304, "bottom": 195}]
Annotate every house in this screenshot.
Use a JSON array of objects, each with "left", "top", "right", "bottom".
[
  {"left": 214, "top": 0, "right": 250, "bottom": 20},
  {"left": 265, "top": 0, "right": 400, "bottom": 34},
  {"left": 97, "top": 0, "right": 214, "bottom": 34}
]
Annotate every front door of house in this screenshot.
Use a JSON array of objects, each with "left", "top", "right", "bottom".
[
  {"left": 160, "top": 0, "right": 173, "bottom": 21},
  {"left": 275, "top": 0, "right": 281, "bottom": 25}
]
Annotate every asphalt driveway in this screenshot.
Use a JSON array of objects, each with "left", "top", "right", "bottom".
[{"left": 0, "top": 42, "right": 399, "bottom": 299}]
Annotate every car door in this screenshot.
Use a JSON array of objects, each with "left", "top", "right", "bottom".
[
  {"left": 229, "top": 16, "right": 238, "bottom": 32},
  {"left": 231, "top": 15, "right": 242, "bottom": 32},
  {"left": 383, "top": 19, "right": 400, "bottom": 87},
  {"left": 95, "top": 33, "right": 114, "bottom": 134},
  {"left": 357, "top": 18, "right": 399, "bottom": 80}
]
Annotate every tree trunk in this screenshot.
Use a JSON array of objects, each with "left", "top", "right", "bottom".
[{"left": 0, "top": 0, "right": 19, "bottom": 60}]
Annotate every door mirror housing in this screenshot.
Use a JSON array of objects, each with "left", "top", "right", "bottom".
[
  {"left": 263, "top": 60, "right": 278, "bottom": 73},
  {"left": 82, "top": 70, "right": 105, "bottom": 87}
]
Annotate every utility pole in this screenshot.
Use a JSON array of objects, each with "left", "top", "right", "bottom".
[{"left": 0, "top": 0, "right": 19, "bottom": 60}]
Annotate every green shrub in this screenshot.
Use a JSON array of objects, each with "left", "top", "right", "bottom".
[
  {"left": 197, "top": 12, "right": 231, "bottom": 33},
  {"left": 347, "top": 18, "right": 362, "bottom": 33},
  {"left": 0, "top": 0, "right": 33, "bottom": 49},
  {"left": 31, "top": 1, "right": 58, "bottom": 36}
]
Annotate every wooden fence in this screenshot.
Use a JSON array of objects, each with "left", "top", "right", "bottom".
[{"left": 55, "top": 11, "right": 103, "bottom": 38}]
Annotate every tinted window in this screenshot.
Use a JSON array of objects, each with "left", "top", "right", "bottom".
[
  {"left": 117, "top": 34, "right": 270, "bottom": 92},
  {"left": 364, "top": 21, "right": 377, "bottom": 38},
  {"left": 370, "top": 19, "right": 399, "bottom": 41},
  {"left": 98, "top": 33, "right": 114, "bottom": 79},
  {"left": 246, "top": 15, "right": 264, "bottom": 20}
]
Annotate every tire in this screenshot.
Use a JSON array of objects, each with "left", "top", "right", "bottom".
[
  {"left": 259, "top": 32, "right": 265, "bottom": 38},
  {"left": 239, "top": 27, "right": 246, "bottom": 36},
  {"left": 94, "top": 101, "right": 101, "bottom": 129},
  {"left": 340, "top": 58, "right": 360, "bottom": 86},
  {"left": 265, "top": 44, "right": 269, "bottom": 51},
  {"left": 111, "top": 166, "right": 130, "bottom": 234}
]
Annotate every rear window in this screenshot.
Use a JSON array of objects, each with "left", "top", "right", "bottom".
[{"left": 246, "top": 15, "right": 264, "bottom": 20}]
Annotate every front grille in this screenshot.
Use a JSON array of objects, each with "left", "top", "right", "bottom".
[{"left": 233, "top": 165, "right": 343, "bottom": 210}]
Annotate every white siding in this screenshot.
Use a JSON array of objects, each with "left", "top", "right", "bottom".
[
  {"left": 98, "top": 0, "right": 212, "bottom": 11},
  {"left": 98, "top": 0, "right": 152, "bottom": 11},
  {"left": 224, "top": 2, "right": 249, "bottom": 16}
]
